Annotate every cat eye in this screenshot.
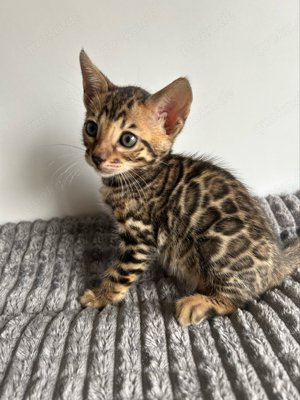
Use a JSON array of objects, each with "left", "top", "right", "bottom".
[
  {"left": 120, "top": 132, "right": 137, "bottom": 148},
  {"left": 86, "top": 121, "right": 98, "bottom": 137}
]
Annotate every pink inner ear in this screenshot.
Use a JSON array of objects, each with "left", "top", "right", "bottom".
[
  {"left": 157, "top": 99, "right": 182, "bottom": 134},
  {"left": 148, "top": 77, "right": 192, "bottom": 136},
  {"left": 157, "top": 111, "right": 168, "bottom": 122}
]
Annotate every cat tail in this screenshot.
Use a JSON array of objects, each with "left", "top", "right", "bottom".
[{"left": 284, "top": 238, "right": 300, "bottom": 272}]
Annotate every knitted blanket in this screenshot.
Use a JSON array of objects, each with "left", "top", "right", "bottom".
[{"left": 0, "top": 193, "right": 300, "bottom": 400}]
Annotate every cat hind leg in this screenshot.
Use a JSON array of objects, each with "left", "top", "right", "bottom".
[{"left": 175, "top": 293, "right": 237, "bottom": 326}]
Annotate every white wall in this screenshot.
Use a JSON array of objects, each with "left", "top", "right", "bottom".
[{"left": 0, "top": 0, "right": 299, "bottom": 224}]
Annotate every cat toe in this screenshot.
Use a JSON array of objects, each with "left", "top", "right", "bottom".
[
  {"left": 175, "top": 296, "right": 209, "bottom": 326},
  {"left": 80, "top": 289, "right": 108, "bottom": 309}
]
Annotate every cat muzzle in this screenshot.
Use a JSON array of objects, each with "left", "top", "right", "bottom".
[{"left": 92, "top": 154, "right": 106, "bottom": 166}]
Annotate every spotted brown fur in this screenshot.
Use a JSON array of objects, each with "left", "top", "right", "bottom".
[{"left": 79, "top": 50, "right": 300, "bottom": 326}]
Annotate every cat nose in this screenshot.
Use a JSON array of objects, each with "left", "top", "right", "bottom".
[{"left": 92, "top": 153, "right": 106, "bottom": 166}]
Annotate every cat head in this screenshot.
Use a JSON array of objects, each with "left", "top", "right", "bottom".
[{"left": 79, "top": 50, "right": 193, "bottom": 177}]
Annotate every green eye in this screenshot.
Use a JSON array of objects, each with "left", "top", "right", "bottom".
[
  {"left": 120, "top": 132, "right": 137, "bottom": 148},
  {"left": 86, "top": 121, "right": 98, "bottom": 137}
]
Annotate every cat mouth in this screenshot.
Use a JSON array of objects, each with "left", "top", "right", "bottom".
[
  {"left": 95, "top": 165, "right": 123, "bottom": 177},
  {"left": 85, "top": 154, "right": 124, "bottom": 177}
]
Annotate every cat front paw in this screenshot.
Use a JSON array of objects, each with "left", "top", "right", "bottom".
[{"left": 80, "top": 288, "right": 109, "bottom": 309}]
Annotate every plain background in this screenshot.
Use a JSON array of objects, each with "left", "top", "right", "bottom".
[{"left": 0, "top": 0, "right": 299, "bottom": 224}]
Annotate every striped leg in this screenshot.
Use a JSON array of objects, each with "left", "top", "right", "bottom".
[{"left": 81, "top": 234, "right": 156, "bottom": 309}]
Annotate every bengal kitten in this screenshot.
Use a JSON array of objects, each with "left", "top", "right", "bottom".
[{"left": 79, "top": 50, "right": 300, "bottom": 326}]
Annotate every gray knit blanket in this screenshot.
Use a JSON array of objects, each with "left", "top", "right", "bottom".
[{"left": 0, "top": 193, "right": 300, "bottom": 400}]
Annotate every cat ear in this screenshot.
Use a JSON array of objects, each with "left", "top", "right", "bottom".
[
  {"left": 145, "top": 78, "right": 193, "bottom": 137},
  {"left": 79, "top": 50, "right": 116, "bottom": 108}
]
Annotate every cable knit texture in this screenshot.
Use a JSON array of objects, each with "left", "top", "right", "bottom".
[{"left": 0, "top": 192, "right": 300, "bottom": 400}]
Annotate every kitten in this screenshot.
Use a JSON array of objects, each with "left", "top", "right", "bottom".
[{"left": 79, "top": 50, "right": 300, "bottom": 326}]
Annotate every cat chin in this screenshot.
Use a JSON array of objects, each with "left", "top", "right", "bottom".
[
  {"left": 99, "top": 172, "right": 116, "bottom": 178},
  {"left": 96, "top": 169, "right": 122, "bottom": 178},
  {"left": 94, "top": 164, "right": 130, "bottom": 178}
]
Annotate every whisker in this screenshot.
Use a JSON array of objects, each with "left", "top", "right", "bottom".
[
  {"left": 50, "top": 159, "right": 77, "bottom": 181},
  {"left": 62, "top": 163, "right": 77, "bottom": 188},
  {"left": 127, "top": 171, "right": 145, "bottom": 201},
  {"left": 59, "top": 76, "right": 82, "bottom": 90},
  {"left": 78, "top": 89, "right": 99, "bottom": 116},
  {"left": 58, "top": 76, "right": 100, "bottom": 115},
  {"left": 126, "top": 171, "right": 144, "bottom": 201},
  {"left": 126, "top": 172, "right": 141, "bottom": 201},
  {"left": 120, "top": 173, "right": 128, "bottom": 199},
  {"left": 58, "top": 160, "right": 82, "bottom": 189},
  {"left": 123, "top": 172, "right": 134, "bottom": 200},
  {"left": 122, "top": 173, "right": 132, "bottom": 200},
  {"left": 134, "top": 165, "right": 153, "bottom": 177},
  {"left": 118, "top": 174, "right": 124, "bottom": 199},
  {"left": 84, "top": 93, "right": 99, "bottom": 115},
  {"left": 130, "top": 169, "right": 148, "bottom": 188},
  {"left": 65, "top": 62, "right": 81, "bottom": 74},
  {"left": 65, "top": 165, "right": 82, "bottom": 188},
  {"left": 48, "top": 153, "right": 83, "bottom": 167},
  {"left": 69, "top": 103, "right": 85, "bottom": 108},
  {"left": 48, "top": 143, "right": 85, "bottom": 152},
  {"left": 50, "top": 159, "right": 82, "bottom": 184}
]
